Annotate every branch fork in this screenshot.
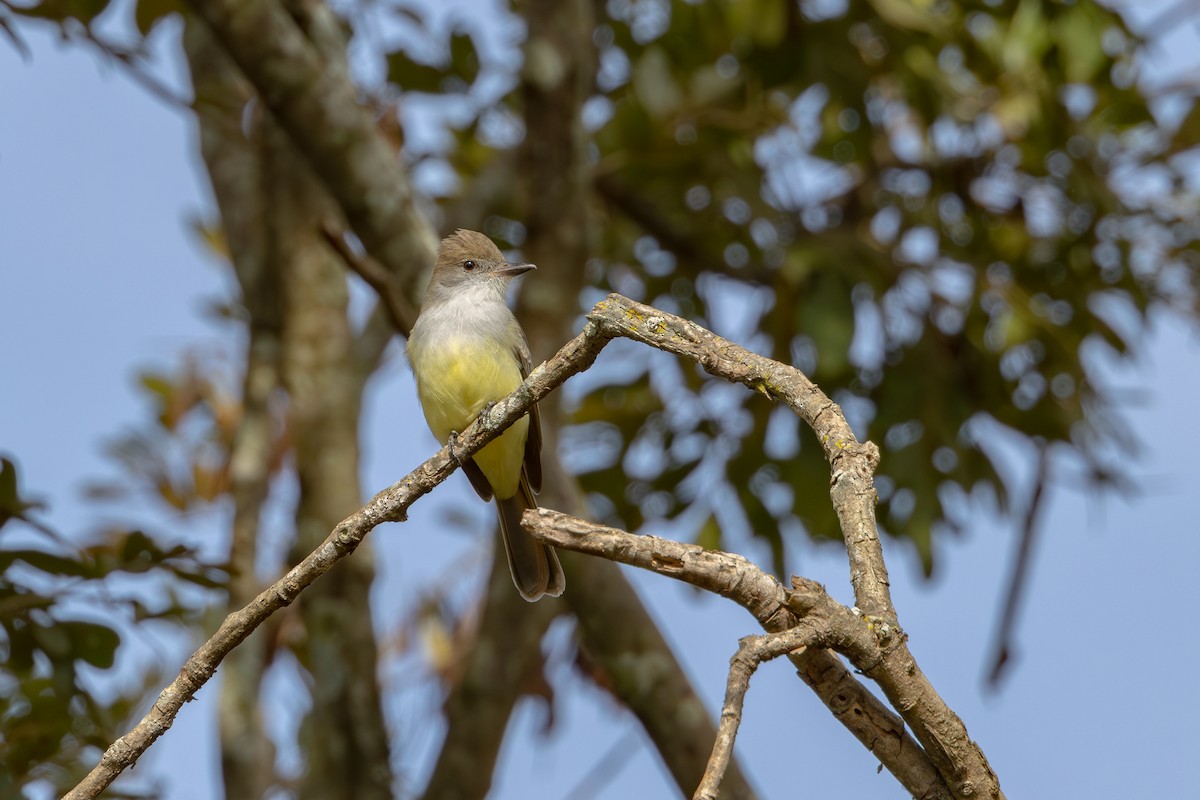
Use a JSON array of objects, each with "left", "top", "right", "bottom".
[{"left": 66, "top": 294, "right": 999, "bottom": 800}]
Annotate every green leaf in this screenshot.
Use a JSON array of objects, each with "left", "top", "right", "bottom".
[
  {"left": 134, "top": 0, "right": 180, "bottom": 36},
  {"left": 694, "top": 514, "right": 721, "bottom": 551},
  {"left": 387, "top": 51, "right": 450, "bottom": 93},
  {"left": 0, "top": 549, "right": 91, "bottom": 578},
  {"left": 1052, "top": 3, "right": 1107, "bottom": 84},
  {"left": 447, "top": 29, "right": 480, "bottom": 88},
  {"left": 386, "top": 27, "right": 481, "bottom": 95},
  {"left": 11, "top": 0, "right": 111, "bottom": 26},
  {"left": 0, "top": 457, "right": 44, "bottom": 529},
  {"left": 634, "top": 47, "right": 683, "bottom": 120},
  {"left": 57, "top": 620, "right": 121, "bottom": 669}
]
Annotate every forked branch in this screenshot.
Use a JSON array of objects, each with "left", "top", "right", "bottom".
[
  {"left": 65, "top": 295, "right": 997, "bottom": 800},
  {"left": 696, "top": 628, "right": 818, "bottom": 800}
]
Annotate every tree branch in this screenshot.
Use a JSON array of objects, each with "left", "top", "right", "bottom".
[
  {"left": 573, "top": 295, "right": 998, "bottom": 799},
  {"left": 185, "top": 19, "right": 280, "bottom": 797},
  {"left": 320, "top": 218, "right": 417, "bottom": 340},
  {"left": 584, "top": 296, "right": 895, "bottom": 620},
  {"left": 66, "top": 294, "right": 999, "bottom": 800},
  {"left": 184, "top": 0, "right": 437, "bottom": 300},
  {"left": 562, "top": 554, "right": 760, "bottom": 799},
  {"left": 63, "top": 314, "right": 609, "bottom": 800},
  {"left": 695, "top": 627, "right": 818, "bottom": 800},
  {"left": 523, "top": 509, "right": 951, "bottom": 800}
]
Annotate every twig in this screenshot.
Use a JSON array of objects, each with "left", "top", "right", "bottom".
[
  {"left": 562, "top": 729, "right": 642, "bottom": 800},
  {"left": 694, "top": 628, "right": 817, "bottom": 800},
  {"left": 81, "top": 30, "right": 193, "bottom": 111},
  {"left": 0, "top": 11, "right": 31, "bottom": 60},
  {"left": 562, "top": 553, "right": 760, "bottom": 800},
  {"left": 320, "top": 218, "right": 418, "bottom": 338},
  {"left": 987, "top": 446, "right": 1051, "bottom": 689}
]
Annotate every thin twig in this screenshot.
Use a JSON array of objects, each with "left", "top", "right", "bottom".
[
  {"left": 321, "top": 218, "right": 418, "bottom": 338},
  {"left": 561, "top": 728, "right": 642, "bottom": 800},
  {"left": 0, "top": 12, "right": 31, "bottom": 60},
  {"left": 81, "top": 30, "right": 193, "bottom": 111},
  {"left": 694, "top": 628, "right": 816, "bottom": 800},
  {"left": 987, "top": 445, "right": 1051, "bottom": 689}
]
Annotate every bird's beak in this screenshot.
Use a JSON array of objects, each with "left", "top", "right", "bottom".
[{"left": 495, "top": 262, "right": 536, "bottom": 277}]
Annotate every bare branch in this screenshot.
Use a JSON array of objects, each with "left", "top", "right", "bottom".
[
  {"left": 80, "top": 29, "right": 193, "bottom": 111},
  {"left": 67, "top": 293, "right": 999, "bottom": 800},
  {"left": 63, "top": 317, "right": 610, "bottom": 800},
  {"left": 524, "top": 509, "right": 949, "bottom": 800},
  {"left": 528, "top": 510, "right": 984, "bottom": 800},
  {"left": 584, "top": 296, "right": 893, "bottom": 619},
  {"left": 578, "top": 295, "right": 1001, "bottom": 799},
  {"left": 694, "top": 628, "right": 818, "bottom": 800},
  {"left": 321, "top": 218, "right": 417, "bottom": 339},
  {"left": 184, "top": 0, "right": 438, "bottom": 301},
  {"left": 0, "top": 11, "right": 31, "bottom": 60},
  {"left": 563, "top": 554, "right": 760, "bottom": 799}
]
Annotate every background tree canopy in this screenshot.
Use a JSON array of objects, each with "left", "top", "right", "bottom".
[
  {"left": 395, "top": 0, "right": 1199, "bottom": 569},
  {"left": 2, "top": 0, "right": 1198, "bottom": 798}
]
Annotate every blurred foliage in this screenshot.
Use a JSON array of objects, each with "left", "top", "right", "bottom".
[
  {"left": 4, "top": 1, "right": 1195, "bottom": 571},
  {"left": 85, "top": 357, "right": 271, "bottom": 513},
  {"left": 386, "top": 15, "right": 481, "bottom": 95},
  {"left": 0, "top": 457, "right": 224, "bottom": 798},
  {"left": 3, "top": 0, "right": 1197, "bottom": 792},
  {"left": 383, "top": 0, "right": 1199, "bottom": 572}
]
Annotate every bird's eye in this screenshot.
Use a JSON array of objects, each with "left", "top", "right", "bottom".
[{"left": 462, "top": 260, "right": 476, "bottom": 271}]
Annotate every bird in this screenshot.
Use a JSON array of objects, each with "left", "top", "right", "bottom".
[{"left": 406, "top": 229, "right": 565, "bottom": 601}]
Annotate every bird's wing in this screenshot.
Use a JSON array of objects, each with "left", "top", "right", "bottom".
[{"left": 515, "top": 332, "right": 543, "bottom": 494}]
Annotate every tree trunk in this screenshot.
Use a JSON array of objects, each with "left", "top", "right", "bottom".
[{"left": 186, "top": 18, "right": 279, "bottom": 799}]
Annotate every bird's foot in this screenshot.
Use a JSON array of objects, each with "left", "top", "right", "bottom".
[{"left": 447, "top": 430, "right": 466, "bottom": 467}]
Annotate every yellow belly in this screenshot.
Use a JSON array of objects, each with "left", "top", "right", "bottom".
[{"left": 412, "top": 337, "right": 528, "bottom": 499}]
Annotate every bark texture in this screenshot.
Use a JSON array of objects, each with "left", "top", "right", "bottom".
[
  {"left": 188, "top": 6, "right": 396, "bottom": 798},
  {"left": 274, "top": 117, "right": 392, "bottom": 800}
]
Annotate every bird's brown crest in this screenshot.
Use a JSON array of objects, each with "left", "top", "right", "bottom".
[{"left": 437, "top": 229, "right": 505, "bottom": 266}]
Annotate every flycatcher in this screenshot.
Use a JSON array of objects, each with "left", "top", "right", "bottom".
[{"left": 407, "top": 229, "right": 565, "bottom": 601}]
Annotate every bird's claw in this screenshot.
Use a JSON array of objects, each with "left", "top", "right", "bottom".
[{"left": 447, "top": 430, "right": 466, "bottom": 467}]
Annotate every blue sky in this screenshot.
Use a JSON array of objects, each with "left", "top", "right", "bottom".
[{"left": 2, "top": 5, "right": 1198, "bottom": 799}]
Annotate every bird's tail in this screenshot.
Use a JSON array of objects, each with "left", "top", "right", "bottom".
[{"left": 496, "top": 477, "right": 565, "bottom": 602}]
